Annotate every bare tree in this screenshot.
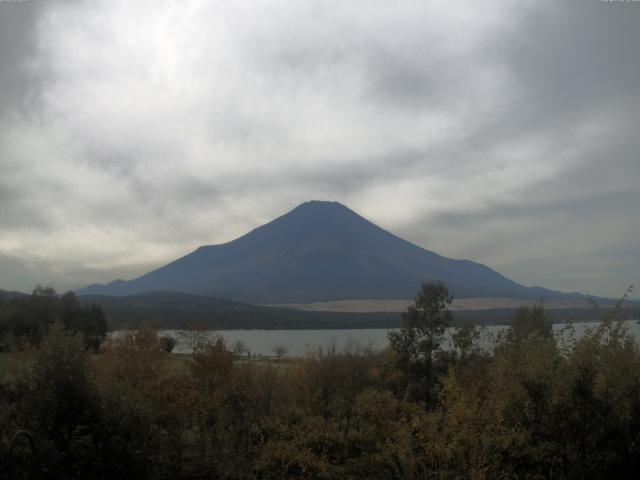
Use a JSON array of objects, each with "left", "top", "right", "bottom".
[
  {"left": 271, "top": 345, "right": 288, "bottom": 361},
  {"left": 180, "top": 329, "right": 209, "bottom": 354},
  {"left": 233, "top": 340, "right": 248, "bottom": 357}
]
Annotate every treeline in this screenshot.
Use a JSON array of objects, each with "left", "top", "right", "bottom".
[
  {"left": 0, "top": 286, "right": 107, "bottom": 351},
  {"left": 0, "top": 282, "right": 639, "bottom": 479}
]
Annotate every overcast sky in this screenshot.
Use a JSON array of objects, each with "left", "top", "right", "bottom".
[{"left": 0, "top": 0, "right": 638, "bottom": 298}]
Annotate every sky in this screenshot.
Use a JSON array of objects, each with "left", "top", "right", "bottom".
[{"left": 0, "top": 0, "right": 638, "bottom": 298}]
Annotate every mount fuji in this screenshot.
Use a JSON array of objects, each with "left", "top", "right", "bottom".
[{"left": 77, "top": 201, "right": 580, "bottom": 303}]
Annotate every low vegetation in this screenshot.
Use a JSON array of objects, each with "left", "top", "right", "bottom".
[{"left": 0, "top": 283, "right": 638, "bottom": 479}]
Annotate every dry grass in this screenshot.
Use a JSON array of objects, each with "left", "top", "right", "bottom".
[{"left": 0, "top": 350, "right": 35, "bottom": 384}]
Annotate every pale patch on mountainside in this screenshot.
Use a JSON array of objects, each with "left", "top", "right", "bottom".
[{"left": 267, "top": 297, "right": 594, "bottom": 313}]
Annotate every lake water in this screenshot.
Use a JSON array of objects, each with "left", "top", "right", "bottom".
[{"left": 151, "top": 320, "right": 640, "bottom": 357}]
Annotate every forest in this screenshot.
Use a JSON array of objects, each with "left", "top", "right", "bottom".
[{"left": 0, "top": 283, "right": 639, "bottom": 479}]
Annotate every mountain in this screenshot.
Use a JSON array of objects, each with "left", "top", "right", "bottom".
[
  {"left": 77, "top": 200, "right": 581, "bottom": 303},
  {"left": 0, "top": 289, "right": 29, "bottom": 302}
]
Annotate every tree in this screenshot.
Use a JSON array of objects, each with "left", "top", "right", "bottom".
[
  {"left": 451, "top": 322, "right": 482, "bottom": 362},
  {"left": 159, "top": 335, "right": 178, "bottom": 353},
  {"left": 388, "top": 281, "right": 453, "bottom": 404},
  {"left": 272, "top": 345, "right": 288, "bottom": 361},
  {"left": 83, "top": 303, "right": 108, "bottom": 351},
  {"left": 509, "top": 303, "right": 552, "bottom": 343},
  {"left": 233, "top": 340, "right": 248, "bottom": 357},
  {"left": 191, "top": 335, "right": 235, "bottom": 393},
  {"left": 180, "top": 327, "right": 209, "bottom": 354},
  {"left": 0, "top": 287, "right": 107, "bottom": 350},
  {"left": 22, "top": 323, "right": 101, "bottom": 477}
]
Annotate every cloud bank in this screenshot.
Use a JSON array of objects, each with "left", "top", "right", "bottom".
[{"left": 0, "top": 0, "right": 638, "bottom": 297}]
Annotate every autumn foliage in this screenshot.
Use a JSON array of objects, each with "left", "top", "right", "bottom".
[{"left": 1, "top": 283, "right": 639, "bottom": 479}]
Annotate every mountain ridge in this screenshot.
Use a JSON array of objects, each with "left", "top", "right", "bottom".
[{"left": 77, "top": 200, "right": 583, "bottom": 303}]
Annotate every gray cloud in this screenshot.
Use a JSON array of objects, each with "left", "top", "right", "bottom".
[
  {"left": 0, "top": 1, "right": 41, "bottom": 114},
  {"left": 0, "top": 0, "right": 638, "bottom": 297}
]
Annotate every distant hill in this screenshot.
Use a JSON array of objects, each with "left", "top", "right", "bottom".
[
  {"left": 78, "top": 291, "right": 624, "bottom": 331},
  {"left": 77, "top": 200, "right": 583, "bottom": 303},
  {"left": 0, "top": 289, "right": 28, "bottom": 302},
  {"left": 77, "top": 291, "right": 399, "bottom": 330}
]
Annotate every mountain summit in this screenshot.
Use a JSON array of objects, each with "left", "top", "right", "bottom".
[{"left": 77, "top": 201, "right": 576, "bottom": 303}]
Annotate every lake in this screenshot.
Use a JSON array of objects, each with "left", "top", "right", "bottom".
[{"left": 151, "top": 320, "right": 640, "bottom": 357}]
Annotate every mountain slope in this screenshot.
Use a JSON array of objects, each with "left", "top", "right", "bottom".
[
  {"left": 77, "top": 201, "right": 580, "bottom": 303},
  {"left": 0, "top": 289, "right": 29, "bottom": 302}
]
